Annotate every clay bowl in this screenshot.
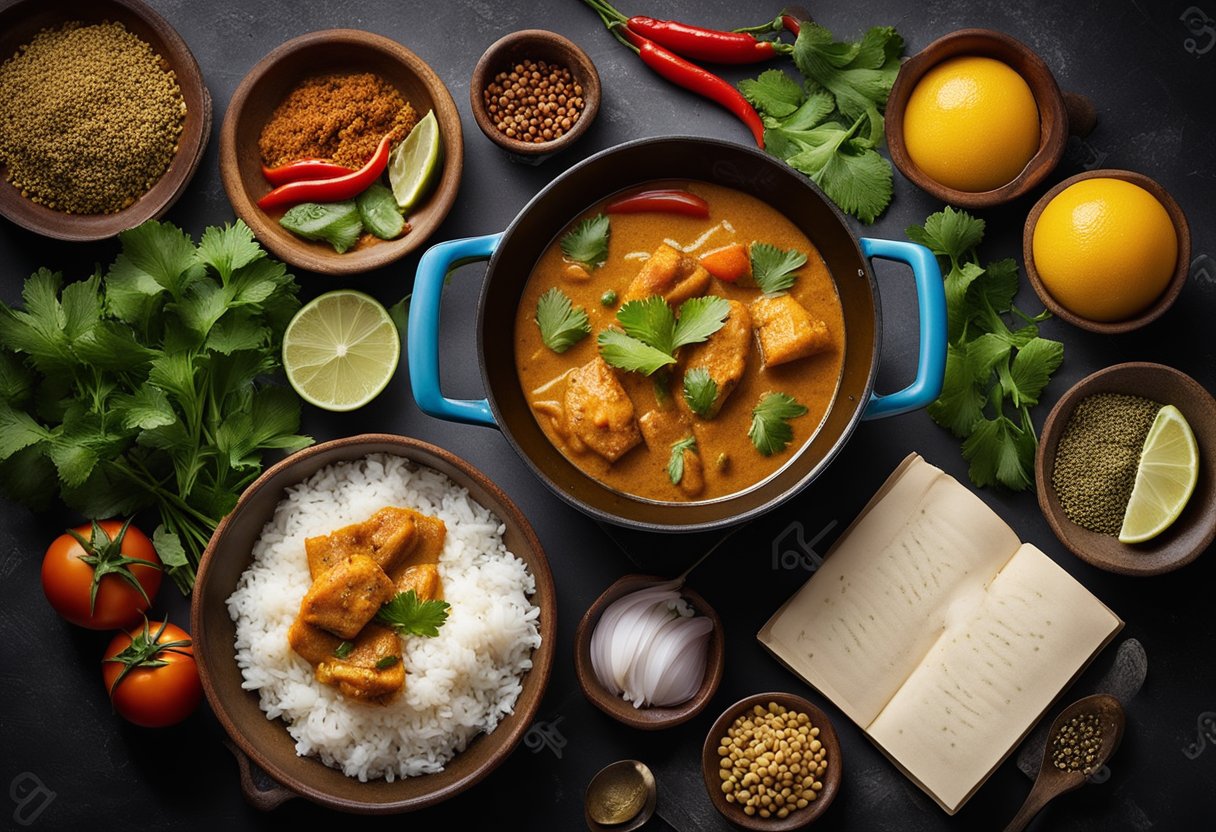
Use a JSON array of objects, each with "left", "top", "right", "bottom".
[
  {"left": 701, "top": 692, "right": 843, "bottom": 829},
  {"left": 574, "top": 573, "right": 724, "bottom": 730},
  {"left": 190, "top": 434, "right": 556, "bottom": 813},
  {"left": 220, "top": 29, "right": 463, "bottom": 275},
  {"left": 0, "top": 0, "right": 211, "bottom": 241},
  {"left": 469, "top": 29, "right": 600, "bottom": 163},
  {"left": 1036, "top": 362, "right": 1216, "bottom": 575},
  {"left": 1023, "top": 169, "right": 1190, "bottom": 334},
  {"left": 885, "top": 28, "right": 1072, "bottom": 209}
]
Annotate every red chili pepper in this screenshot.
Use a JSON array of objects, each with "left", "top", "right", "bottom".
[
  {"left": 257, "top": 135, "right": 393, "bottom": 211},
  {"left": 261, "top": 159, "right": 356, "bottom": 187},
  {"left": 781, "top": 15, "right": 802, "bottom": 35},
  {"left": 626, "top": 16, "right": 779, "bottom": 64},
  {"left": 606, "top": 188, "right": 710, "bottom": 217},
  {"left": 615, "top": 25, "right": 765, "bottom": 149}
]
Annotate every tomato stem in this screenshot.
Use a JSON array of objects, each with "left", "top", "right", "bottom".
[
  {"left": 103, "top": 618, "right": 193, "bottom": 697},
  {"left": 66, "top": 518, "right": 160, "bottom": 616}
]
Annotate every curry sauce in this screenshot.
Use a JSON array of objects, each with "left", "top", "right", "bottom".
[{"left": 513, "top": 181, "right": 846, "bottom": 503}]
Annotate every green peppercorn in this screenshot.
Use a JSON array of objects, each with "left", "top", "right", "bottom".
[{"left": 600, "top": 289, "right": 618, "bottom": 307}]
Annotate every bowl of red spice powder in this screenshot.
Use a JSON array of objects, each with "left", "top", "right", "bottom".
[
  {"left": 1036, "top": 361, "right": 1216, "bottom": 576},
  {"left": 220, "top": 29, "right": 463, "bottom": 275},
  {"left": 0, "top": 0, "right": 211, "bottom": 241}
]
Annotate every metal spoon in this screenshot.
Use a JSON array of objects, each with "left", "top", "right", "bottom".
[
  {"left": 585, "top": 759, "right": 657, "bottom": 832},
  {"left": 1002, "top": 694, "right": 1126, "bottom": 832}
]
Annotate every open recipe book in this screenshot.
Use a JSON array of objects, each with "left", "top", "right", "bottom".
[{"left": 758, "top": 454, "right": 1122, "bottom": 814}]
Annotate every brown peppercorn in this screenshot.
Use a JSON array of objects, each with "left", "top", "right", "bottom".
[{"left": 482, "top": 57, "right": 585, "bottom": 144}]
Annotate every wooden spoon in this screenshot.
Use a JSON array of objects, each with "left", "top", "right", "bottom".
[{"left": 1003, "top": 694, "right": 1126, "bottom": 832}]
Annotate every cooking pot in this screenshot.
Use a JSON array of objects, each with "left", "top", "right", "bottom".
[{"left": 407, "top": 137, "right": 945, "bottom": 531}]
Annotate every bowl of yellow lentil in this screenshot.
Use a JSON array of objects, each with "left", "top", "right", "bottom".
[
  {"left": 469, "top": 29, "right": 600, "bottom": 162},
  {"left": 1036, "top": 361, "right": 1216, "bottom": 576},
  {"left": 701, "top": 692, "right": 842, "bottom": 829},
  {"left": 0, "top": 0, "right": 211, "bottom": 241},
  {"left": 219, "top": 29, "right": 463, "bottom": 275}
]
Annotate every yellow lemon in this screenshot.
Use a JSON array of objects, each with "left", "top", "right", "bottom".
[
  {"left": 902, "top": 56, "right": 1041, "bottom": 192},
  {"left": 1031, "top": 178, "right": 1178, "bottom": 322}
]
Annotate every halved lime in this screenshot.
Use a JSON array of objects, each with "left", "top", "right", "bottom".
[
  {"left": 389, "top": 110, "right": 442, "bottom": 212},
  {"left": 282, "top": 290, "right": 400, "bottom": 412},
  {"left": 1118, "top": 405, "right": 1200, "bottom": 544}
]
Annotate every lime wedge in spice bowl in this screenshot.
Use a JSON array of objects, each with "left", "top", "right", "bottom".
[
  {"left": 282, "top": 290, "right": 401, "bottom": 412},
  {"left": 389, "top": 109, "right": 442, "bottom": 212},
  {"left": 1118, "top": 405, "right": 1200, "bottom": 544}
]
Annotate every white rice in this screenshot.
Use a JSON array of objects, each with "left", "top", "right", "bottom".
[{"left": 226, "top": 453, "right": 541, "bottom": 782}]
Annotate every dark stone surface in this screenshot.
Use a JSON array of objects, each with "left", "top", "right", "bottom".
[{"left": 0, "top": 1, "right": 1213, "bottom": 830}]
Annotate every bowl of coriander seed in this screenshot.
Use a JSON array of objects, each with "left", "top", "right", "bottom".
[
  {"left": 469, "top": 29, "right": 600, "bottom": 163},
  {"left": 0, "top": 0, "right": 210, "bottom": 241}
]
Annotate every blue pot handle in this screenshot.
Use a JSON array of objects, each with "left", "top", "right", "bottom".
[
  {"left": 407, "top": 233, "right": 503, "bottom": 427},
  {"left": 860, "top": 237, "right": 947, "bottom": 420}
]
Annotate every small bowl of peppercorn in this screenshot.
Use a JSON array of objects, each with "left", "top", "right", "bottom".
[
  {"left": 1036, "top": 361, "right": 1216, "bottom": 576},
  {"left": 470, "top": 29, "right": 600, "bottom": 163},
  {"left": 701, "top": 692, "right": 842, "bottom": 829}
]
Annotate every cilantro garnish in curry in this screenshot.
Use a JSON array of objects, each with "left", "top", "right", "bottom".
[{"left": 514, "top": 181, "right": 846, "bottom": 502}]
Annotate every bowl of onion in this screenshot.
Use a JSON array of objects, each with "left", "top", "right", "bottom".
[{"left": 574, "top": 573, "right": 725, "bottom": 730}]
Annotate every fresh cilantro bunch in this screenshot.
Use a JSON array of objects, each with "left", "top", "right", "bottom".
[
  {"left": 0, "top": 220, "right": 311, "bottom": 591},
  {"left": 907, "top": 208, "right": 1064, "bottom": 491},
  {"left": 739, "top": 24, "right": 903, "bottom": 223}
]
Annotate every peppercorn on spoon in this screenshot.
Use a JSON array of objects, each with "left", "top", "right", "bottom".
[{"left": 1002, "top": 694, "right": 1125, "bottom": 832}]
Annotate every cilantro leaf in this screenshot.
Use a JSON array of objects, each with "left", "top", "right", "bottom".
[
  {"left": 375, "top": 590, "right": 451, "bottom": 638},
  {"left": 750, "top": 244, "right": 807, "bottom": 294},
  {"left": 672, "top": 295, "right": 731, "bottom": 349},
  {"left": 559, "top": 213, "right": 610, "bottom": 270},
  {"left": 792, "top": 24, "right": 902, "bottom": 140},
  {"left": 906, "top": 207, "right": 985, "bottom": 263},
  {"left": 152, "top": 525, "right": 189, "bottom": 571},
  {"left": 668, "top": 435, "right": 698, "bottom": 485},
  {"left": 0, "top": 402, "right": 50, "bottom": 460},
  {"left": 196, "top": 221, "right": 263, "bottom": 281},
  {"left": 375, "top": 655, "right": 400, "bottom": 670},
  {"left": 962, "top": 413, "right": 1034, "bottom": 491},
  {"left": 739, "top": 69, "right": 804, "bottom": 118},
  {"left": 597, "top": 329, "right": 676, "bottom": 376},
  {"left": 749, "top": 392, "right": 809, "bottom": 456},
  {"left": 334, "top": 641, "right": 354, "bottom": 659},
  {"left": 599, "top": 296, "right": 730, "bottom": 376},
  {"left": 682, "top": 367, "right": 719, "bottom": 418},
  {"left": 535, "top": 288, "right": 591, "bottom": 353},
  {"left": 1004, "top": 337, "right": 1064, "bottom": 407}
]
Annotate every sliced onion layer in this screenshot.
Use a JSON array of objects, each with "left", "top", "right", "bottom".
[{"left": 589, "top": 580, "right": 711, "bottom": 708}]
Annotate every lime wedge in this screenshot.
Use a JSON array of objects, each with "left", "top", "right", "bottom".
[
  {"left": 282, "top": 290, "right": 400, "bottom": 412},
  {"left": 389, "top": 110, "right": 442, "bottom": 212},
  {"left": 1118, "top": 405, "right": 1199, "bottom": 544}
]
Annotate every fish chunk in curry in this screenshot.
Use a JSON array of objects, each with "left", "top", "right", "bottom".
[
  {"left": 288, "top": 506, "right": 449, "bottom": 704},
  {"left": 514, "top": 180, "right": 845, "bottom": 503}
]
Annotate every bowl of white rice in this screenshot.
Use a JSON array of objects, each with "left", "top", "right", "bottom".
[{"left": 190, "top": 434, "right": 556, "bottom": 813}]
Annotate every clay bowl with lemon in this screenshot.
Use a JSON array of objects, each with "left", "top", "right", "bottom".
[
  {"left": 220, "top": 29, "right": 462, "bottom": 276},
  {"left": 886, "top": 28, "right": 1079, "bottom": 208},
  {"left": 1024, "top": 169, "right": 1190, "bottom": 333},
  {"left": 1036, "top": 362, "right": 1216, "bottom": 576}
]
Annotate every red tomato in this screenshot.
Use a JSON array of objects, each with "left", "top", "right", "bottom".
[
  {"left": 41, "top": 519, "right": 162, "bottom": 630},
  {"left": 102, "top": 620, "right": 201, "bottom": 728}
]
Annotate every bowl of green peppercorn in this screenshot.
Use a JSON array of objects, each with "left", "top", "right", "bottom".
[
  {"left": 0, "top": 0, "right": 211, "bottom": 241},
  {"left": 1036, "top": 361, "right": 1216, "bottom": 576}
]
